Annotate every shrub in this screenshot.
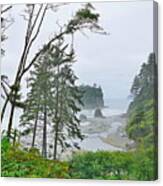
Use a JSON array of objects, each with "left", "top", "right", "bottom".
[{"left": 1, "top": 137, "right": 69, "bottom": 178}]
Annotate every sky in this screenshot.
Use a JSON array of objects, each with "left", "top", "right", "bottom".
[{"left": 2, "top": 0, "right": 154, "bottom": 102}]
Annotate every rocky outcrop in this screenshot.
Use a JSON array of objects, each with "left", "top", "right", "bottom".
[
  {"left": 79, "top": 85, "right": 104, "bottom": 109},
  {"left": 79, "top": 114, "right": 87, "bottom": 122},
  {"left": 94, "top": 108, "right": 104, "bottom": 118}
]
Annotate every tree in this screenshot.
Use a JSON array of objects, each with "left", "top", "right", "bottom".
[
  {"left": 127, "top": 53, "right": 158, "bottom": 179},
  {"left": 2, "top": 3, "right": 107, "bottom": 138},
  {"left": 20, "top": 41, "right": 84, "bottom": 159},
  {"left": 20, "top": 76, "right": 41, "bottom": 148},
  {"left": 20, "top": 50, "right": 54, "bottom": 158},
  {"left": 127, "top": 53, "right": 157, "bottom": 147},
  {"left": 50, "top": 44, "right": 84, "bottom": 159}
]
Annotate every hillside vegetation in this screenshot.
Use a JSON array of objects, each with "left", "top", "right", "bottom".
[
  {"left": 1, "top": 137, "right": 155, "bottom": 180},
  {"left": 126, "top": 53, "right": 158, "bottom": 179}
]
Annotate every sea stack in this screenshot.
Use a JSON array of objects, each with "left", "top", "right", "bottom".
[{"left": 94, "top": 108, "right": 104, "bottom": 118}]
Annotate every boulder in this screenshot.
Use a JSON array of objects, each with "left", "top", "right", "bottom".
[
  {"left": 94, "top": 108, "right": 104, "bottom": 118},
  {"left": 79, "top": 114, "right": 87, "bottom": 121}
]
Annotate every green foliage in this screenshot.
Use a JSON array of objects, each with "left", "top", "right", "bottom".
[
  {"left": 76, "top": 5, "right": 99, "bottom": 21},
  {"left": 127, "top": 53, "right": 157, "bottom": 147},
  {"left": 1, "top": 137, "right": 69, "bottom": 178},
  {"left": 127, "top": 53, "right": 158, "bottom": 179},
  {"left": 20, "top": 41, "right": 84, "bottom": 159},
  {"left": 79, "top": 84, "right": 104, "bottom": 109},
  {"left": 66, "top": 3, "right": 105, "bottom": 34},
  {"left": 69, "top": 151, "right": 156, "bottom": 180},
  {"left": 1, "top": 138, "right": 156, "bottom": 180}
]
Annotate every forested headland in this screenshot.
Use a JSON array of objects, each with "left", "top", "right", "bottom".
[{"left": 79, "top": 84, "right": 104, "bottom": 109}]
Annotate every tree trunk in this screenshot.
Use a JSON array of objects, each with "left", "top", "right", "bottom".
[
  {"left": 7, "top": 84, "right": 20, "bottom": 138},
  {"left": 1, "top": 97, "right": 9, "bottom": 122},
  {"left": 31, "top": 112, "right": 39, "bottom": 148},
  {"left": 53, "top": 64, "right": 60, "bottom": 160},
  {"left": 7, "top": 99, "right": 16, "bottom": 138},
  {"left": 53, "top": 121, "right": 59, "bottom": 160},
  {"left": 7, "top": 91, "right": 17, "bottom": 138},
  {"left": 42, "top": 105, "right": 47, "bottom": 158},
  {"left": 13, "top": 129, "right": 17, "bottom": 146}
]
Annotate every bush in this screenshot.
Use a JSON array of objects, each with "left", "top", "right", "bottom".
[
  {"left": 1, "top": 137, "right": 69, "bottom": 178},
  {"left": 1, "top": 137, "right": 156, "bottom": 180},
  {"left": 69, "top": 151, "right": 156, "bottom": 180}
]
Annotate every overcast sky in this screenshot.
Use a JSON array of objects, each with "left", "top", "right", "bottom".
[{"left": 2, "top": 0, "right": 154, "bottom": 101}]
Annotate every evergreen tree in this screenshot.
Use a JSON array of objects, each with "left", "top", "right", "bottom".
[
  {"left": 127, "top": 53, "right": 158, "bottom": 179},
  {"left": 127, "top": 53, "right": 157, "bottom": 147},
  {"left": 20, "top": 51, "right": 54, "bottom": 158},
  {"left": 20, "top": 41, "right": 84, "bottom": 159},
  {"left": 48, "top": 43, "right": 84, "bottom": 160}
]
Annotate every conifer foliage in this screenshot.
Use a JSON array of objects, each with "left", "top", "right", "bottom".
[{"left": 20, "top": 41, "right": 83, "bottom": 159}]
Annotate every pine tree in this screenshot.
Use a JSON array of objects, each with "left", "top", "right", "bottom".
[
  {"left": 52, "top": 63, "right": 84, "bottom": 159},
  {"left": 20, "top": 51, "right": 54, "bottom": 158},
  {"left": 20, "top": 41, "right": 84, "bottom": 159},
  {"left": 127, "top": 53, "right": 157, "bottom": 144},
  {"left": 47, "top": 43, "right": 84, "bottom": 160}
]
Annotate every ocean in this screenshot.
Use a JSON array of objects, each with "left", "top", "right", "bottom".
[
  {"left": 80, "top": 98, "right": 130, "bottom": 119},
  {"left": 1, "top": 98, "right": 130, "bottom": 131}
]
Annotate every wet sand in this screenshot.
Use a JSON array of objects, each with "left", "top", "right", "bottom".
[
  {"left": 80, "top": 114, "right": 134, "bottom": 151},
  {"left": 20, "top": 113, "right": 135, "bottom": 160}
]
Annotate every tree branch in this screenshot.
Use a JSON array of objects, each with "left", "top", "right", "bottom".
[
  {"left": 1, "top": 83, "right": 10, "bottom": 98},
  {"left": 29, "top": 5, "right": 48, "bottom": 44},
  {"left": 15, "top": 5, "right": 35, "bottom": 81},
  {"left": 20, "top": 31, "right": 66, "bottom": 77},
  {"left": 21, "top": 5, "right": 48, "bottom": 71},
  {"left": 29, "top": 4, "right": 43, "bottom": 37},
  {"left": 1, "top": 6, "right": 12, "bottom": 14},
  {"left": 26, "top": 4, "right": 35, "bottom": 42}
]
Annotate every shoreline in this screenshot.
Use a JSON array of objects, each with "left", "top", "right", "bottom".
[{"left": 80, "top": 113, "right": 134, "bottom": 151}]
